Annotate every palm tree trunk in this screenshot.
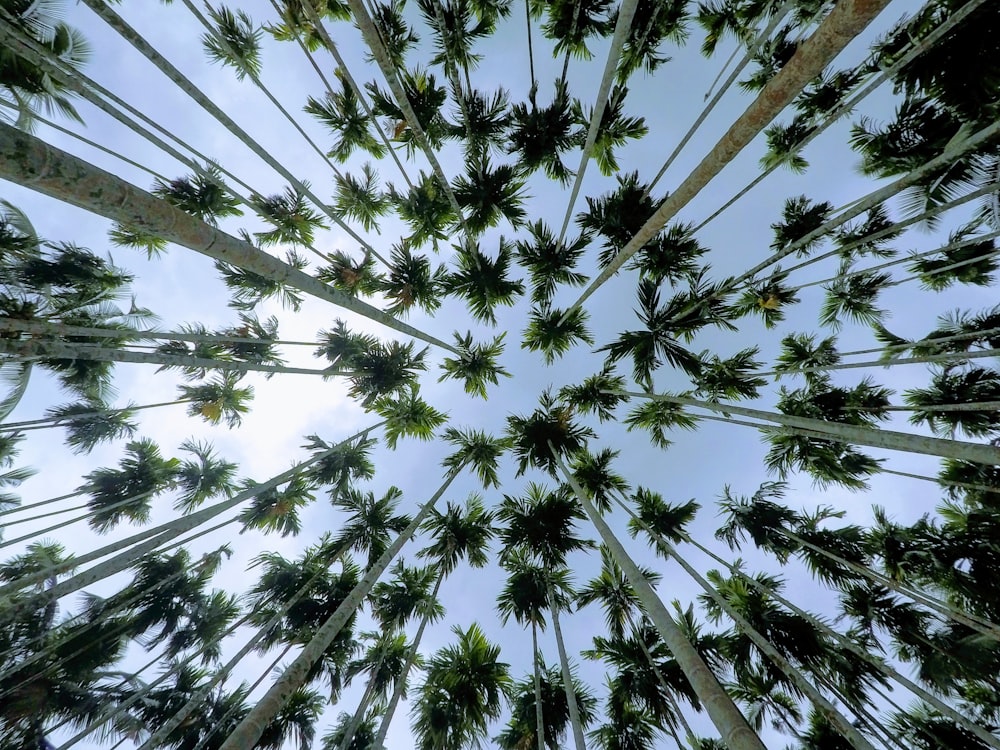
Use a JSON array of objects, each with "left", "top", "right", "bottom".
[
  {"left": 646, "top": 0, "right": 794, "bottom": 197},
  {"left": 295, "top": 0, "right": 414, "bottom": 191},
  {"left": 643, "top": 531, "right": 876, "bottom": 749},
  {"left": 0, "top": 338, "right": 337, "bottom": 377},
  {"left": 220, "top": 466, "right": 464, "bottom": 750},
  {"left": 553, "top": 449, "right": 766, "bottom": 750},
  {"left": 0, "top": 123, "right": 462, "bottom": 356},
  {"left": 531, "top": 619, "right": 545, "bottom": 750},
  {"left": 546, "top": 575, "right": 587, "bottom": 750},
  {"left": 625, "top": 391, "right": 1000, "bottom": 466},
  {"left": 565, "top": 0, "right": 892, "bottom": 314},
  {"left": 1, "top": 399, "right": 191, "bottom": 432},
  {"left": 625, "top": 610, "right": 699, "bottom": 750},
  {"left": 0, "top": 424, "right": 380, "bottom": 617},
  {"left": 557, "top": 0, "right": 639, "bottom": 246},
  {"left": 339, "top": 671, "right": 379, "bottom": 750},
  {"left": 372, "top": 570, "right": 444, "bottom": 749},
  {"left": 342, "top": 0, "right": 468, "bottom": 229},
  {"left": 0, "top": 489, "right": 84, "bottom": 519},
  {"left": 0, "top": 317, "right": 318, "bottom": 348},
  {"left": 77, "top": 0, "right": 387, "bottom": 255},
  {"left": 670, "top": 519, "right": 1000, "bottom": 746},
  {"left": 790, "top": 229, "right": 1000, "bottom": 293}
]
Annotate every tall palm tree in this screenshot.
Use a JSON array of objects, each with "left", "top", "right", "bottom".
[{"left": 412, "top": 622, "right": 512, "bottom": 749}]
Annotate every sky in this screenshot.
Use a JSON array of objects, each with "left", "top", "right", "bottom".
[{"left": 1, "top": 0, "right": 995, "bottom": 747}]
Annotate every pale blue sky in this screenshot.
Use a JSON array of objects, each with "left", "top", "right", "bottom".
[{"left": 2, "top": 0, "right": 993, "bottom": 747}]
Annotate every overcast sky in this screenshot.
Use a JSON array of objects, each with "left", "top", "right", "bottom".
[{"left": 2, "top": 0, "right": 994, "bottom": 747}]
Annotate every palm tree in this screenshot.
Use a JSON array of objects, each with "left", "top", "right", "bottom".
[
  {"left": 506, "top": 389, "right": 596, "bottom": 477},
  {"left": 496, "top": 664, "right": 598, "bottom": 750},
  {"left": 412, "top": 622, "right": 512, "bottom": 749},
  {"left": 514, "top": 219, "right": 590, "bottom": 306},
  {"left": 507, "top": 81, "right": 583, "bottom": 184},
  {"left": 499, "top": 483, "right": 595, "bottom": 750},
  {"left": 336, "top": 629, "right": 412, "bottom": 750},
  {"left": 369, "top": 493, "right": 497, "bottom": 746},
  {"left": 0, "top": 1, "right": 90, "bottom": 129}
]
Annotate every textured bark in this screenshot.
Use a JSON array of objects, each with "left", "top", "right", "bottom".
[
  {"left": 627, "top": 392, "right": 1000, "bottom": 466},
  {"left": 547, "top": 578, "right": 587, "bottom": 750},
  {"left": 568, "top": 0, "right": 893, "bottom": 312},
  {"left": 679, "top": 530, "right": 1000, "bottom": 750},
  {"left": 372, "top": 571, "right": 443, "bottom": 749},
  {"left": 0, "top": 123, "right": 460, "bottom": 356},
  {"left": 555, "top": 451, "right": 765, "bottom": 750},
  {"left": 221, "top": 467, "right": 463, "bottom": 750}
]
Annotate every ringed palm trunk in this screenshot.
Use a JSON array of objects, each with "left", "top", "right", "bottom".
[
  {"left": 625, "top": 391, "right": 1000, "bottom": 466},
  {"left": 531, "top": 619, "right": 545, "bottom": 750},
  {"left": 338, "top": 668, "right": 380, "bottom": 750},
  {"left": 545, "top": 575, "right": 586, "bottom": 750},
  {"left": 624, "top": 493, "right": 1000, "bottom": 750},
  {"left": 757, "top": 346, "right": 1000, "bottom": 379},
  {"left": 566, "top": 0, "right": 893, "bottom": 314},
  {"left": 220, "top": 466, "right": 464, "bottom": 750},
  {"left": 372, "top": 571, "right": 443, "bottom": 749},
  {"left": 0, "top": 424, "right": 380, "bottom": 615},
  {"left": 0, "top": 123, "right": 461, "bottom": 356},
  {"left": 552, "top": 449, "right": 765, "bottom": 750}
]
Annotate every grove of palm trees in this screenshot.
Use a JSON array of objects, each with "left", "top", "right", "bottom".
[{"left": 1, "top": 0, "right": 1000, "bottom": 747}]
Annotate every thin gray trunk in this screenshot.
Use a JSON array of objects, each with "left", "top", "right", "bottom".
[
  {"left": 220, "top": 467, "right": 463, "bottom": 750},
  {"left": 339, "top": 672, "right": 378, "bottom": 750},
  {"left": 565, "top": 0, "right": 892, "bottom": 314},
  {"left": 0, "top": 338, "right": 337, "bottom": 377},
  {"left": 342, "top": 0, "right": 468, "bottom": 230},
  {"left": 0, "top": 123, "right": 461, "bottom": 356},
  {"left": 553, "top": 448, "right": 765, "bottom": 750},
  {"left": 557, "top": 0, "right": 639, "bottom": 246},
  {"left": 546, "top": 577, "right": 586, "bottom": 750},
  {"left": 625, "top": 391, "right": 1000, "bottom": 466},
  {"left": 531, "top": 619, "right": 545, "bottom": 750},
  {"left": 0, "top": 425, "right": 379, "bottom": 613},
  {"left": 372, "top": 571, "right": 443, "bottom": 749},
  {"left": 79, "top": 0, "right": 384, "bottom": 257}
]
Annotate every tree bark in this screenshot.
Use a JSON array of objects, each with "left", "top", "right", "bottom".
[
  {"left": 567, "top": 0, "right": 893, "bottom": 314},
  {"left": 554, "top": 449, "right": 766, "bottom": 750},
  {"left": 0, "top": 122, "right": 461, "bottom": 356},
  {"left": 546, "top": 576, "right": 587, "bottom": 750},
  {"left": 221, "top": 466, "right": 463, "bottom": 750}
]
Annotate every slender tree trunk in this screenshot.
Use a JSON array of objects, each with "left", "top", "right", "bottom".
[
  {"left": 0, "top": 489, "right": 85, "bottom": 519},
  {"left": 648, "top": 532, "right": 876, "bottom": 749},
  {"left": 557, "top": 0, "right": 639, "bottom": 246},
  {"left": 372, "top": 571, "right": 443, "bottom": 749},
  {"left": 221, "top": 466, "right": 463, "bottom": 750},
  {"left": 339, "top": 671, "right": 379, "bottom": 750},
  {"left": 0, "top": 424, "right": 380, "bottom": 615},
  {"left": 0, "top": 123, "right": 462, "bottom": 356},
  {"left": 553, "top": 449, "right": 766, "bottom": 750},
  {"left": 1, "top": 399, "right": 193, "bottom": 433},
  {"left": 636, "top": 500, "right": 1000, "bottom": 750},
  {"left": 546, "top": 576, "right": 586, "bottom": 750},
  {"left": 342, "top": 0, "right": 468, "bottom": 228},
  {"left": 566, "top": 0, "right": 893, "bottom": 314},
  {"left": 531, "top": 620, "right": 545, "bottom": 750},
  {"left": 624, "top": 610, "right": 699, "bottom": 750},
  {"left": 0, "top": 338, "right": 337, "bottom": 377},
  {"left": 625, "top": 391, "right": 1000, "bottom": 466}
]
